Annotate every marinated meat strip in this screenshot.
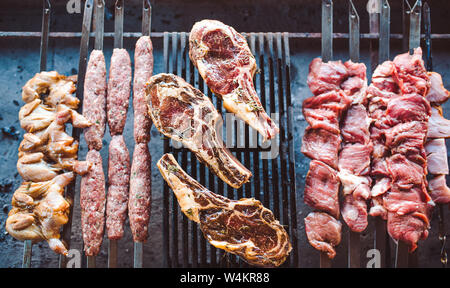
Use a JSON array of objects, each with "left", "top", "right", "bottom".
[
  {"left": 133, "top": 36, "right": 154, "bottom": 144},
  {"left": 83, "top": 50, "right": 107, "bottom": 151},
  {"left": 128, "top": 143, "right": 152, "bottom": 242},
  {"left": 146, "top": 73, "right": 252, "bottom": 189},
  {"left": 106, "top": 135, "right": 130, "bottom": 240},
  {"left": 367, "top": 48, "right": 434, "bottom": 251},
  {"left": 189, "top": 19, "right": 279, "bottom": 141},
  {"left": 304, "top": 212, "right": 342, "bottom": 259},
  {"left": 80, "top": 149, "right": 106, "bottom": 256},
  {"left": 302, "top": 58, "right": 354, "bottom": 257},
  {"left": 424, "top": 70, "right": 450, "bottom": 204},
  {"left": 107, "top": 48, "right": 132, "bottom": 135},
  {"left": 157, "top": 153, "right": 291, "bottom": 267},
  {"left": 304, "top": 160, "right": 340, "bottom": 219}
]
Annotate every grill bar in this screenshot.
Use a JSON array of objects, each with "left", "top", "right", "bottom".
[
  {"left": 22, "top": 0, "right": 51, "bottom": 269},
  {"left": 161, "top": 29, "right": 297, "bottom": 267}
]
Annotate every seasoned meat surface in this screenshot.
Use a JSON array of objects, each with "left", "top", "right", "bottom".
[
  {"left": 189, "top": 19, "right": 279, "bottom": 141},
  {"left": 157, "top": 153, "right": 291, "bottom": 267},
  {"left": 80, "top": 150, "right": 106, "bottom": 256},
  {"left": 83, "top": 50, "right": 107, "bottom": 151},
  {"left": 106, "top": 135, "right": 130, "bottom": 240},
  {"left": 146, "top": 73, "right": 252, "bottom": 189},
  {"left": 107, "top": 48, "right": 132, "bottom": 135},
  {"left": 133, "top": 36, "right": 154, "bottom": 143},
  {"left": 128, "top": 143, "right": 152, "bottom": 242}
]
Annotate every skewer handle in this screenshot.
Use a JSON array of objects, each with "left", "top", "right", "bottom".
[
  {"left": 142, "top": 0, "right": 152, "bottom": 36},
  {"left": 94, "top": 0, "right": 104, "bottom": 50},
  {"left": 108, "top": 240, "right": 118, "bottom": 268},
  {"left": 321, "top": 0, "right": 333, "bottom": 62},
  {"left": 114, "top": 0, "right": 124, "bottom": 49},
  {"left": 134, "top": 242, "right": 144, "bottom": 268}
]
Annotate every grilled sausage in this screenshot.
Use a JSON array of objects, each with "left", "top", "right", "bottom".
[
  {"left": 80, "top": 149, "right": 106, "bottom": 256},
  {"left": 106, "top": 135, "right": 130, "bottom": 240},
  {"left": 128, "top": 143, "right": 152, "bottom": 242},
  {"left": 107, "top": 48, "right": 132, "bottom": 135},
  {"left": 133, "top": 36, "right": 154, "bottom": 143},
  {"left": 83, "top": 50, "right": 107, "bottom": 151}
]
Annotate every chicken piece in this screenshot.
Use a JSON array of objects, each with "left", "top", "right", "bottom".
[
  {"left": 189, "top": 19, "right": 279, "bottom": 141},
  {"left": 5, "top": 172, "right": 74, "bottom": 256},
  {"left": 157, "top": 153, "right": 291, "bottom": 267},
  {"left": 22, "top": 71, "right": 79, "bottom": 108},
  {"left": 17, "top": 152, "right": 60, "bottom": 182},
  {"left": 19, "top": 99, "right": 56, "bottom": 132}
]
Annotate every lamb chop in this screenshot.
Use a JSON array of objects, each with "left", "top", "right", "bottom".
[
  {"left": 189, "top": 19, "right": 279, "bottom": 141},
  {"left": 157, "top": 153, "right": 292, "bottom": 267},
  {"left": 145, "top": 73, "right": 252, "bottom": 189}
]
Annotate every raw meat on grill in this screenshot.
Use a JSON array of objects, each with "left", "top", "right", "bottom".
[
  {"left": 83, "top": 50, "right": 107, "bottom": 151},
  {"left": 106, "top": 135, "right": 130, "bottom": 240},
  {"left": 367, "top": 48, "right": 434, "bottom": 251},
  {"left": 6, "top": 172, "right": 74, "bottom": 256},
  {"left": 127, "top": 36, "right": 154, "bottom": 243},
  {"left": 7, "top": 71, "right": 91, "bottom": 255},
  {"left": 133, "top": 36, "right": 154, "bottom": 144},
  {"left": 304, "top": 212, "right": 342, "bottom": 259},
  {"left": 145, "top": 73, "right": 252, "bottom": 189},
  {"left": 157, "top": 153, "right": 292, "bottom": 267},
  {"left": 107, "top": 48, "right": 132, "bottom": 136},
  {"left": 423, "top": 70, "right": 450, "bottom": 204},
  {"left": 304, "top": 160, "right": 340, "bottom": 219},
  {"left": 427, "top": 106, "right": 450, "bottom": 139},
  {"left": 302, "top": 57, "right": 371, "bottom": 255},
  {"left": 128, "top": 143, "right": 152, "bottom": 242},
  {"left": 189, "top": 19, "right": 279, "bottom": 141},
  {"left": 80, "top": 149, "right": 106, "bottom": 256}
]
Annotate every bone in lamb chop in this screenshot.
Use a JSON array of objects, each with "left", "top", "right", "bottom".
[
  {"left": 145, "top": 73, "right": 252, "bottom": 189},
  {"left": 189, "top": 19, "right": 279, "bottom": 141},
  {"left": 157, "top": 153, "right": 292, "bottom": 267}
]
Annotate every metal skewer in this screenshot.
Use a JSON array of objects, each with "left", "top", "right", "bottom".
[
  {"left": 319, "top": 0, "right": 333, "bottom": 268},
  {"left": 395, "top": 0, "right": 421, "bottom": 268},
  {"left": 423, "top": 1, "right": 448, "bottom": 269},
  {"left": 22, "top": 0, "right": 51, "bottom": 268},
  {"left": 347, "top": 0, "right": 361, "bottom": 268},
  {"left": 369, "top": 0, "right": 390, "bottom": 268},
  {"left": 59, "top": 0, "right": 94, "bottom": 269},
  {"left": 107, "top": 0, "right": 124, "bottom": 269},
  {"left": 85, "top": 0, "right": 104, "bottom": 268},
  {"left": 132, "top": 0, "right": 152, "bottom": 268}
]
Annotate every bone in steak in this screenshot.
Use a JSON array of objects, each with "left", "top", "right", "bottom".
[
  {"left": 189, "top": 19, "right": 279, "bottom": 141},
  {"left": 367, "top": 48, "right": 434, "bottom": 251},
  {"left": 157, "top": 153, "right": 292, "bottom": 267},
  {"left": 146, "top": 73, "right": 252, "bottom": 189}
]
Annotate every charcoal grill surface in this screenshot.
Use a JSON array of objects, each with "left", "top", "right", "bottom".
[{"left": 162, "top": 31, "right": 299, "bottom": 268}]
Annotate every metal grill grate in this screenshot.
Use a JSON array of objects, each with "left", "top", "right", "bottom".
[{"left": 161, "top": 31, "right": 299, "bottom": 267}]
